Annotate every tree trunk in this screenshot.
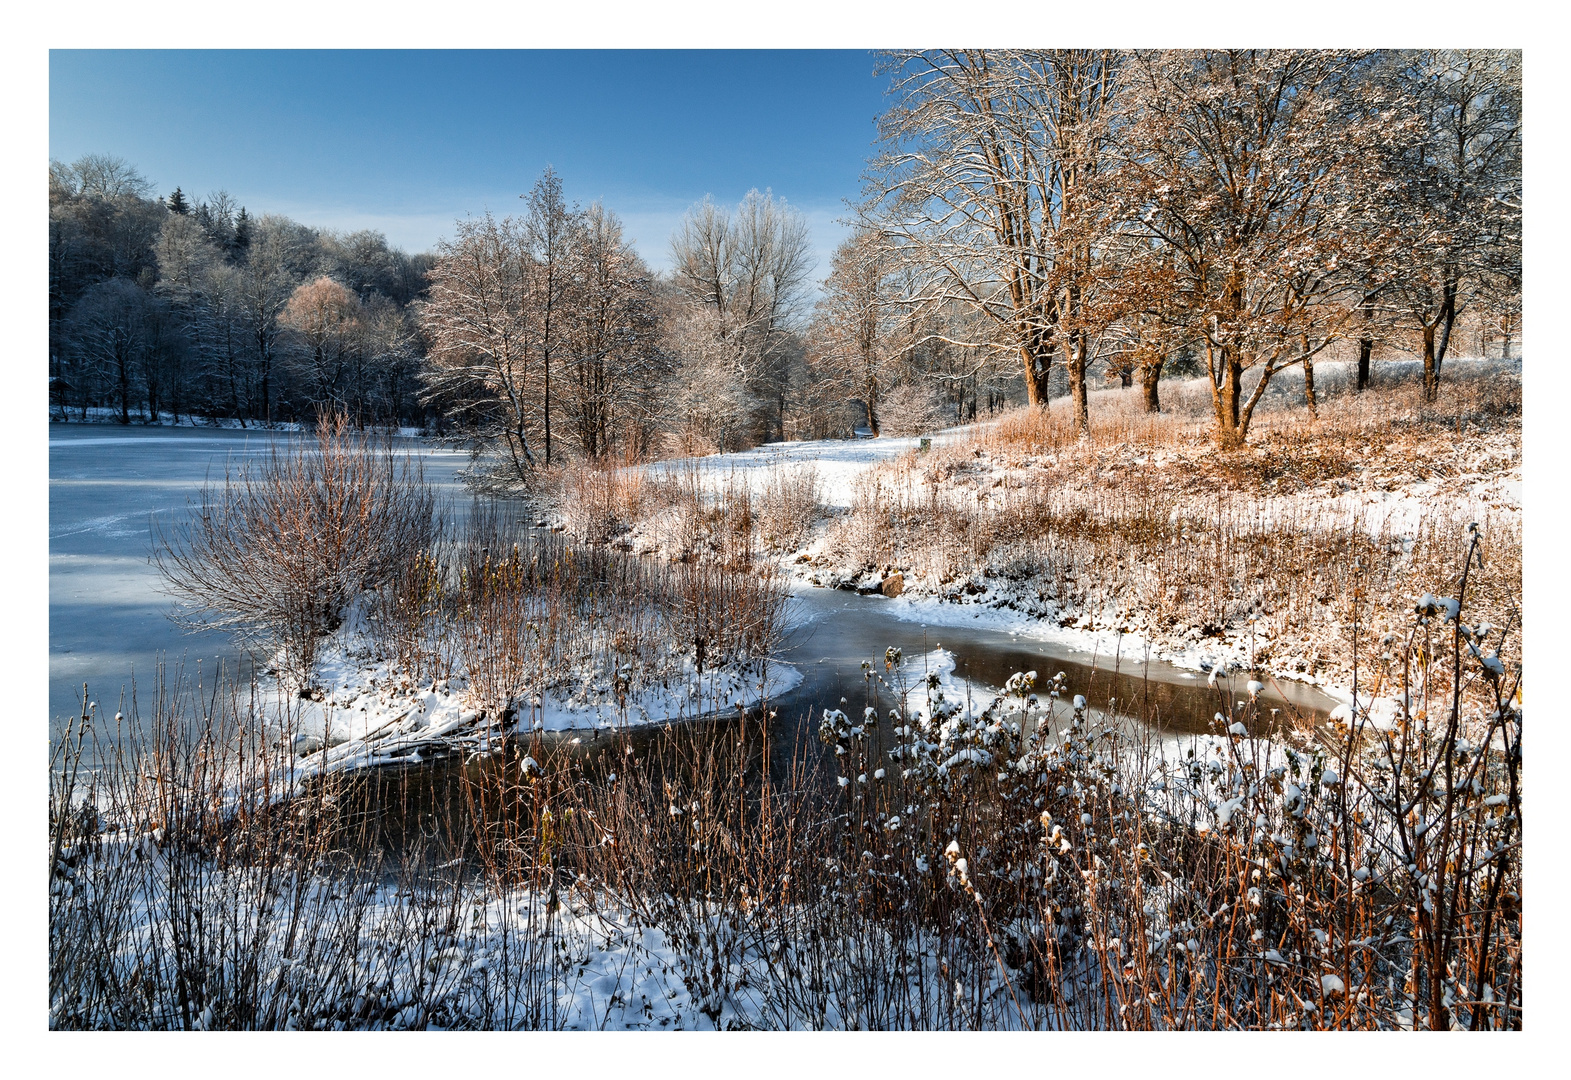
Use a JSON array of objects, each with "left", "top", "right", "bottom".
[
  {"left": 1210, "top": 346, "right": 1246, "bottom": 448},
  {"left": 1021, "top": 338, "right": 1052, "bottom": 407},
  {"left": 866, "top": 379, "right": 879, "bottom": 437},
  {"left": 1422, "top": 323, "right": 1440, "bottom": 400},
  {"left": 1119, "top": 368, "right": 1132, "bottom": 388},
  {"left": 1355, "top": 291, "right": 1375, "bottom": 393},
  {"left": 1435, "top": 279, "right": 1457, "bottom": 376},
  {"left": 260, "top": 354, "right": 272, "bottom": 425},
  {"left": 117, "top": 343, "right": 131, "bottom": 426},
  {"left": 1069, "top": 335, "right": 1089, "bottom": 437},
  {"left": 1301, "top": 335, "right": 1317, "bottom": 420},
  {"left": 1140, "top": 363, "right": 1161, "bottom": 413}
]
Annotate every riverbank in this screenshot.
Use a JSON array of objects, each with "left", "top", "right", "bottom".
[{"left": 545, "top": 362, "right": 1521, "bottom": 717}]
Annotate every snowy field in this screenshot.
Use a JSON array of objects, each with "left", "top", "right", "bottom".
[{"left": 642, "top": 423, "right": 976, "bottom": 508}]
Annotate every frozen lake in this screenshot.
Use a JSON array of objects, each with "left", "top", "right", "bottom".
[{"left": 47, "top": 424, "right": 473, "bottom": 736}]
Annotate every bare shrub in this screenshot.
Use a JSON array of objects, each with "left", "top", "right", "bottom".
[
  {"left": 155, "top": 412, "right": 436, "bottom": 684},
  {"left": 879, "top": 380, "right": 950, "bottom": 436},
  {"left": 546, "top": 453, "right": 651, "bottom": 546},
  {"left": 755, "top": 462, "right": 824, "bottom": 554}
]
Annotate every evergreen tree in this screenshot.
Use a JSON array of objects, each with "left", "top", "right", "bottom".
[
  {"left": 167, "top": 187, "right": 190, "bottom": 215},
  {"left": 231, "top": 207, "right": 251, "bottom": 256}
]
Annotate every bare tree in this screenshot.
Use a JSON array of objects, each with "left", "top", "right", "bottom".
[
  {"left": 1111, "top": 49, "right": 1387, "bottom": 446},
  {"left": 282, "top": 276, "right": 365, "bottom": 411},
  {"left": 1376, "top": 50, "right": 1521, "bottom": 398},
  {"left": 866, "top": 50, "right": 1122, "bottom": 433},
  {"left": 808, "top": 228, "right": 901, "bottom": 436},
  {"left": 523, "top": 168, "right": 575, "bottom": 465},
  {"left": 420, "top": 212, "right": 539, "bottom": 476},
  {"left": 669, "top": 190, "right": 814, "bottom": 445},
  {"left": 236, "top": 216, "right": 313, "bottom": 423},
  {"left": 64, "top": 278, "right": 159, "bottom": 424},
  {"left": 560, "top": 203, "right": 666, "bottom": 459}
]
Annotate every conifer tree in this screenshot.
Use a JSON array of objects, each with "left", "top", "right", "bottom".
[{"left": 231, "top": 207, "right": 251, "bottom": 256}]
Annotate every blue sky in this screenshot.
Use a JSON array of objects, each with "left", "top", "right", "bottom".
[{"left": 49, "top": 50, "right": 891, "bottom": 274}]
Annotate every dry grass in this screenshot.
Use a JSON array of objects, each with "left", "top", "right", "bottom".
[
  {"left": 544, "top": 456, "right": 825, "bottom": 566},
  {"left": 814, "top": 365, "right": 1521, "bottom": 688},
  {"left": 369, "top": 498, "right": 788, "bottom": 723}
]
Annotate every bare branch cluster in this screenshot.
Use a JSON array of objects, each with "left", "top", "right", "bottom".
[{"left": 154, "top": 413, "right": 437, "bottom": 682}]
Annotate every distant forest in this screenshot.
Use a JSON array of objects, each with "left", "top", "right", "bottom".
[{"left": 49, "top": 155, "right": 436, "bottom": 429}]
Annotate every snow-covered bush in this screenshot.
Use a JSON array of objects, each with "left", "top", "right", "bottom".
[{"left": 154, "top": 412, "right": 437, "bottom": 684}]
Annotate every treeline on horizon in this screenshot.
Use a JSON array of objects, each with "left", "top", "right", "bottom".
[{"left": 49, "top": 48, "right": 1521, "bottom": 460}]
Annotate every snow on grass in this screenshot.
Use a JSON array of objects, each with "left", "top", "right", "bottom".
[
  {"left": 276, "top": 622, "right": 801, "bottom": 778},
  {"left": 641, "top": 425, "right": 975, "bottom": 510}
]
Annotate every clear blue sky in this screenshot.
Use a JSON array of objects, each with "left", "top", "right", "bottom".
[{"left": 49, "top": 50, "right": 890, "bottom": 274}]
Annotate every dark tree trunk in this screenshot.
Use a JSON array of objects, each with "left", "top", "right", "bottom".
[
  {"left": 1069, "top": 334, "right": 1089, "bottom": 436},
  {"left": 1021, "top": 337, "right": 1052, "bottom": 407},
  {"left": 1356, "top": 294, "right": 1374, "bottom": 392},
  {"left": 1435, "top": 279, "right": 1458, "bottom": 377},
  {"left": 1140, "top": 362, "right": 1162, "bottom": 413},
  {"left": 1301, "top": 335, "right": 1317, "bottom": 420},
  {"left": 1422, "top": 323, "right": 1440, "bottom": 400},
  {"left": 116, "top": 342, "right": 131, "bottom": 426}
]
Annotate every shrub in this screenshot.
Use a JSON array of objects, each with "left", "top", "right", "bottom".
[{"left": 154, "top": 412, "right": 436, "bottom": 684}]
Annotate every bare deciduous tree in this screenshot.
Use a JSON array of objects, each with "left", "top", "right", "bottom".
[
  {"left": 1111, "top": 49, "right": 1387, "bottom": 446},
  {"left": 867, "top": 50, "right": 1122, "bottom": 433},
  {"left": 1375, "top": 50, "right": 1521, "bottom": 398},
  {"left": 420, "top": 212, "right": 539, "bottom": 475},
  {"left": 282, "top": 276, "right": 365, "bottom": 410},
  {"left": 808, "top": 228, "right": 901, "bottom": 436},
  {"left": 560, "top": 203, "right": 667, "bottom": 459},
  {"left": 669, "top": 189, "right": 815, "bottom": 446}
]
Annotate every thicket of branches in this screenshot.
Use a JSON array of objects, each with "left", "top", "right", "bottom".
[{"left": 154, "top": 414, "right": 437, "bottom": 682}]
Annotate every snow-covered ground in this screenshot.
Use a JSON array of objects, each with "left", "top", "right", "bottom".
[
  {"left": 642, "top": 425, "right": 974, "bottom": 509},
  {"left": 278, "top": 620, "right": 802, "bottom": 777},
  {"left": 626, "top": 367, "right": 1520, "bottom": 714}
]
